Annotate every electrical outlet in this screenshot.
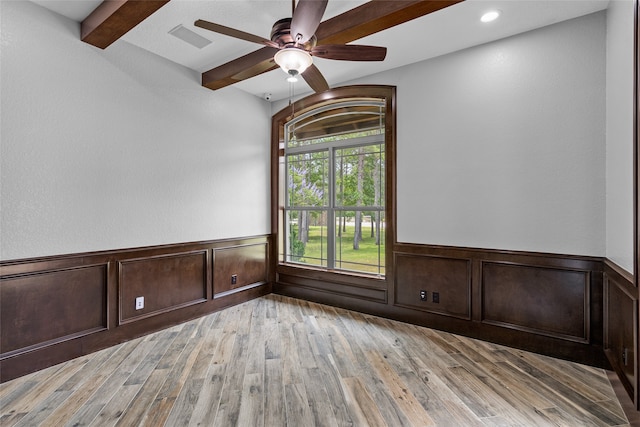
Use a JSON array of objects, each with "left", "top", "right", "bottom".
[
  {"left": 231, "top": 274, "right": 237, "bottom": 285},
  {"left": 135, "top": 296, "right": 144, "bottom": 310},
  {"left": 623, "top": 347, "right": 628, "bottom": 366},
  {"left": 432, "top": 292, "right": 440, "bottom": 303},
  {"left": 420, "top": 290, "right": 427, "bottom": 301}
]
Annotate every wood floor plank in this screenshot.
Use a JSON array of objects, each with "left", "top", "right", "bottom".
[
  {"left": 114, "top": 368, "right": 172, "bottom": 427},
  {"left": 43, "top": 342, "right": 146, "bottom": 426},
  {"left": 88, "top": 383, "right": 141, "bottom": 427},
  {"left": 187, "top": 363, "right": 227, "bottom": 426},
  {"left": 479, "top": 359, "right": 557, "bottom": 410},
  {"left": 209, "top": 332, "right": 249, "bottom": 426},
  {"left": 397, "top": 368, "right": 485, "bottom": 427},
  {"left": 301, "top": 366, "right": 338, "bottom": 426},
  {"left": 11, "top": 389, "right": 74, "bottom": 426},
  {"left": 315, "top": 353, "right": 354, "bottom": 426},
  {"left": 221, "top": 333, "right": 249, "bottom": 391},
  {"left": 141, "top": 328, "right": 205, "bottom": 427},
  {"left": 0, "top": 295, "right": 631, "bottom": 427},
  {"left": 114, "top": 324, "right": 199, "bottom": 427},
  {"left": 212, "top": 389, "right": 242, "bottom": 426},
  {"left": 279, "top": 322, "right": 304, "bottom": 385},
  {"left": 341, "top": 376, "right": 388, "bottom": 427},
  {"left": 452, "top": 361, "right": 555, "bottom": 426},
  {"left": 55, "top": 337, "right": 156, "bottom": 426},
  {"left": 264, "top": 359, "right": 286, "bottom": 427},
  {"left": 409, "top": 326, "right": 463, "bottom": 369},
  {"left": 264, "top": 317, "right": 282, "bottom": 360},
  {"left": 4, "top": 355, "right": 90, "bottom": 415},
  {"left": 237, "top": 372, "right": 264, "bottom": 427},
  {"left": 235, "top": 301, "right": 256, "bottom": 336},
  {"left": 283, "top": 382, "right": 314, "bottom": 426},
  {"left": 498, "top": 350, "right": 628, "bottom": 426},
  {"left": 365, "top": 349, "right": 437, "bottom": 426},
  {"left": 292, "top": 321, "right": 318, "bottom": 370},
  {"left": 163, "top": 377, "right": 205, "bottom": 426},
  {"left": 304, "top": 314, "right": 331, "bottom": 357},
  {"left": 444, "top": 363, "right": 526, "bottom": 422},
  {"left": 166, "top": 322, "right": 223, "bottom": 426},
  {"left": 245, "top": 330, "right": 266, "bottom": 376},
  {"left": 515, "top": 348, "right": 617, "bottom": 403},
  {"left": 439, "top": 364, "right": 506, "bottom": 418}
]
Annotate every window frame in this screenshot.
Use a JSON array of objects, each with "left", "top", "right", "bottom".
[{"left": 271, "top": 85, "right": 396, "bottom": 285}]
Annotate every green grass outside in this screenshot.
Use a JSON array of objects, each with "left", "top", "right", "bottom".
[{"left": 297, "top": 224, "right": 385, "bottom": 275}]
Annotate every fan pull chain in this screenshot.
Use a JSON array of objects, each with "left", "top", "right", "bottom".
[{"left": 289, "top": 79, "right": 296, "bottom": 122}]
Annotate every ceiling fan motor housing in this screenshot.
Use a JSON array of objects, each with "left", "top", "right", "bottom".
[{"left": 271, "top": 18, "right": 317, "bottom": 49}]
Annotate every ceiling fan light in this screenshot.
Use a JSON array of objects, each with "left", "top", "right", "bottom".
[
  {"left": 286, "top": 70, "right": 299, "bottom": 83},
  {"left": 274, "top": 47, "right": 313, "bottom": 75}
]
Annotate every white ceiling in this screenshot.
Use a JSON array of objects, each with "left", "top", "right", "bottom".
[{"left": 32, "top": 0, "right": 610, "bottom": 101}]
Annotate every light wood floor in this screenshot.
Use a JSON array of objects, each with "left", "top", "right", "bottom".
[{"left": 0, "top": 294, "right": 630, "bottom": 426}]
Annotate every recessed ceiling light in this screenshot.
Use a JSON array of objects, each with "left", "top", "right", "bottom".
[{"left": 480, "top": 10, "right": 501, "bottom": 23}]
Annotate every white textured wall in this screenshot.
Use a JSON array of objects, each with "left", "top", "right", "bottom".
[
  {"left": 606, "top": 0, "right": 635, "bottom": 274},
  {"left": 1, "top": 1, "right": 271, "bottom": 260},
  {"left": 344, "top": 12, "right": 606, "bottom": 256}
]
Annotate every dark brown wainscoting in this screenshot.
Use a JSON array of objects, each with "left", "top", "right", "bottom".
[
  {"left": 0, "top": 235, "right": 271, "bottom": 383},
  {"left": 213, "top": 243, "right": 268, "bottom": 298},
  {"left": 274, "top": 243, "right": 608, "bottom": 368},
  {"left": 604, "top": 259, "right": 637, "bottom": 408}
]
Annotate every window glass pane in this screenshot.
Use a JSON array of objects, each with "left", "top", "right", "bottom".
[
  {"left": 335, "top": 144, "right": 385, "bottom": 208},
  {"left": 334, "top": 210, "right": 385, "bottom": 275},
  {"left": 286, "top": 151, "right": 328, "bottom": 208},
  {"left": 285, "top": 210, "right": 327, "bottom": 268}
]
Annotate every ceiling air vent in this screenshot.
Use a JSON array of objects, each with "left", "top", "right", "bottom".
[{"left": 168, "top": 24, "right": 212, "bottom": 49}]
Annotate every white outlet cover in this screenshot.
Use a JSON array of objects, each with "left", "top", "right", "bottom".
[{"left": 135, "top": 296, "right": 144, "bottom": 310}]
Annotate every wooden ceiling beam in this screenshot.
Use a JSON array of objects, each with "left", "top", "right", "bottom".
[
  {"left": 315, "top": 0, "right": 464, "bottom": 45},
  {"left": 81, "top": 0, "right": 171, "bottom": 49}
]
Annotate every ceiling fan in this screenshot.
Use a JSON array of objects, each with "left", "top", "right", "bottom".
[{"left": 194, "top": 0, "right": 387, "bottom": 93}]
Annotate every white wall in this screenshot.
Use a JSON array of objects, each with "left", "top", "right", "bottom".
[
  {"left": 0, "top": 1, "right": 271, "bottom": 260},
  {"left": 345, "top": 12, "right": 607, "bottom": 256},
  {"left": 606, "top": 0, "right": 635, "bottom": 274}
]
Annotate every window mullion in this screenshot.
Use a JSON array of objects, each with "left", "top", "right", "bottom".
[
  {"left": 327, "top": 147, "right": 335, "bottom": 270},
  {"left": 283, "top": 154, "right": 290, "bottom": 263}
]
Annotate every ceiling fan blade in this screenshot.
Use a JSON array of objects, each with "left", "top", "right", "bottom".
[
  {"left": 194, "top": 19, "right": 278, "bottom": 48},
  {"left": 301, "top": 64, "right": 330, "bottom": 93},
  {"left": 312, "top": 44, "right": 387, "bottom": 61},
  {"left": 290, "top": 0, "right": 328, "bottom": 44}
]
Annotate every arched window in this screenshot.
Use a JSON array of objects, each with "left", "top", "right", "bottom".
[{"left": 272, "top": 86, "right": 396, "bottom": 280}]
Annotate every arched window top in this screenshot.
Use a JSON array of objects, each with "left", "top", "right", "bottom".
[{"left": 285, "top": 99, "right": 385, "bottom": 148}]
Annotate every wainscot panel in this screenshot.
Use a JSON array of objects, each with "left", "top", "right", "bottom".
[
  {"left": 603, "top": 260, "right": 637, "bottom": 405},
  {"left": 277, "top": 264, "right": 387, "bottom": 303},
  {"left": 119, "top": 250, "right": 208, "bottom": 324},
  {"left": 482, "top": 262, "right": 589, "bottom": 343},
  {"left": 0, "top": 264, "right": 108, "bottom": 358},
  {"left": 394, "top": 253, "right": 471, "bottom": 319},
  {"left": 213, "top": 243, "right": 268, "bottom": 298},
  {"left": 0, "top": 235, "right": 271, "bottom": 382}
]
